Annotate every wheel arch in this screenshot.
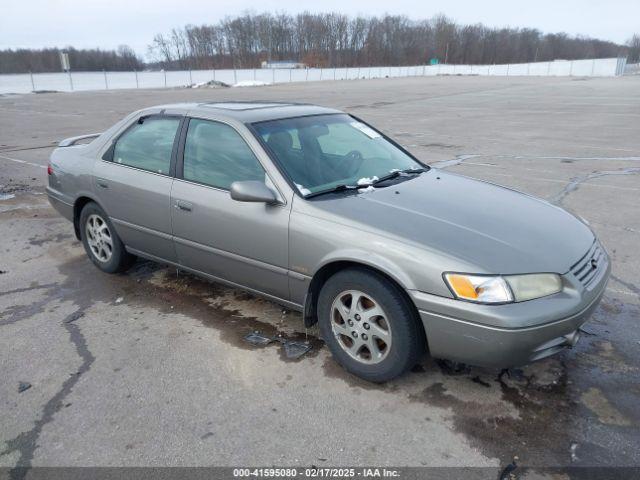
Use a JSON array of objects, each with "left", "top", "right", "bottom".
[
  {"left": 72, "top": 194, "right": 105, "bottom": 240},
  {"left": 303, "top": 259, "right": 424, "bottom": 347}
]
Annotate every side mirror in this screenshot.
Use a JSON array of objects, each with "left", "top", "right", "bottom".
[{"left": 230, "top": 181, "right": 278, "bottom": 204}]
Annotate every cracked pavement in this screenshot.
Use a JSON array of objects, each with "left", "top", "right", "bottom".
[{"left": 1, "top": 76, "right": 639, "bottom": 475}]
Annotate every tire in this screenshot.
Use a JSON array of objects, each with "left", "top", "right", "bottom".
[
  {"left": 79, "top": 202, "right": 135, "bottom": 273},
  {"left": 318, "top": 268, "right": 424, "bottom": 382}
]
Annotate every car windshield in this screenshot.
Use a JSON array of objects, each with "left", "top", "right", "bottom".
[{"left": 252, "top": 114, "right": 425, "bottom": 196}]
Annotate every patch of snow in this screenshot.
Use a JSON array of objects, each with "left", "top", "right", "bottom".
[
  {"left": 358, "top": 185, "right": 376, "bottom": 194},
  {"left": 191, "top": 80, "right": 230, "bottom": 89},
  {"left": 357, "top": 176, "right": 378, "bottom": 186},
  {"left": 389, "top": 168, "right": 400, "bottom": 173},
  {"left": 232, "top": 80, "right": 271, "bottom": 88},
  {"left": 295, "top": 184, "right": 312, "bottom": 196},
  {"left": 115, "top": 297, "right": 124, "bottom": 304},
  {"left": 0, "top": 193, "right": 15, "bottom": 201}
]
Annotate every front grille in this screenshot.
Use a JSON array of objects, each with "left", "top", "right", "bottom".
[{"left": 570, "top": 240, "right": 605, "bottom": 287}]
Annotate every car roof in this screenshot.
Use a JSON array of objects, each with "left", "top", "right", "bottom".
[{"left": 147, "top": 101, "right": 344, "bottom": 124}]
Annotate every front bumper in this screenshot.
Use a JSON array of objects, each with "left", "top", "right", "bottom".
[{"left": 409, "top": 250, "right": 611, "bottom": 368}]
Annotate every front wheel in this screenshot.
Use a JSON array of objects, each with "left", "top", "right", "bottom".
[
  {"left": 318, "top": 268, "right": 424, "bottom": 382},
  {"left": 79, "top": 202, "right": 135, "bottom": 273}
]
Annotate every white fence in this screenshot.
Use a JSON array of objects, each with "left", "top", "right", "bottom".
[
  {"left": 626, "top": 62, "right": 640, "bottom": 75},
  {"left": 0, "top": 57, "right": 627, "bottom": 95}
]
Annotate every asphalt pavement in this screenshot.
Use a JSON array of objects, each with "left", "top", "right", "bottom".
[{"left": 1, "top": 75, "right": 639, "bottom": 477}]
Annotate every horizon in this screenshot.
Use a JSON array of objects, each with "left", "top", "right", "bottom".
[{"left": 1, "top": 1, "right": 638, "bottom": 60}]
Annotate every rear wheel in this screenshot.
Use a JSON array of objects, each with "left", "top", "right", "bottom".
[
  {"left": 318, "top": 268, "right": 423, "bottom": 382},
  {"left": 79, "top": 202, "right": 134, "bottom": 273}
]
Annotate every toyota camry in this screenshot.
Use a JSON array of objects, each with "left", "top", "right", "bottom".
[{"left": 47, "top": 102, "right": 610, "bottom": 381}]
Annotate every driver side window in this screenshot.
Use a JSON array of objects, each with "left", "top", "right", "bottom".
[{"left": 183, "top": 119, "right": 265, "bottom": 190}]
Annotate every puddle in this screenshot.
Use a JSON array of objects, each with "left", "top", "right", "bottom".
[
  {"left": 54, "top": 257, "right": 324, "bottom": 363},
  {"left": 407, "top": 358, "right": 579, "bottom": 466}
]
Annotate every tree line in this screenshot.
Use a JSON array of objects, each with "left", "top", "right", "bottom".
[
  {"left": 1, "top": 13, "right": 638, "bottom": 74},
  {"left": 629, "top": 34, "right": 640, "bottom": 64},
  {"left": 0, "top": 46, "right": 143, "bottom": 74},
  {"left": 147, "top": 12, "right": 634, "bottom": 69}
]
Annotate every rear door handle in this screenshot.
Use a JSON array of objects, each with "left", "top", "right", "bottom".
[
  {"left": 175, "top": 200, "right": 193, "bottom": 212},
  {"left": 96, "top": 178, "right": 109, "bottom": 189}
]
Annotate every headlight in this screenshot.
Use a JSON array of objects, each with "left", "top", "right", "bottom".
[
  {"left": 444, "top": 273, "right": 562, "bottom": 304},
  {"left": 444, "top": 273, "right": 513, "bottom": 304},
  {"left": 505, "top": 273, "right": 562, "bottom": 302}
]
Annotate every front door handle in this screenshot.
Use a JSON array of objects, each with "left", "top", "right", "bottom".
[
  {"left": 96, "top": 178, "right": 109, "bottom": 189},
  {"left": 175, "top": 200, "right": 193, "bottom": 212}
]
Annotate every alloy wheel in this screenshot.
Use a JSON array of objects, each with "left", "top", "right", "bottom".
[
  {"left": 330, "top": 289, "right": 392, "bottom": 364},
  {"left": 85, "top": 214, "right": 113, "bottom": 263}
]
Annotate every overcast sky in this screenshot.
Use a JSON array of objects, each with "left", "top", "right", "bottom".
[{"left": 2, "top": 0, "right": 637, "bottom": 58}]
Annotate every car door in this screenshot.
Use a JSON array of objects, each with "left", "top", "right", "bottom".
[
  {"left": 93, "top": 114, "right": 182, "bottom": 262},
  {"left": 171, "top": 117, "right": 291, "bottom": 300}
]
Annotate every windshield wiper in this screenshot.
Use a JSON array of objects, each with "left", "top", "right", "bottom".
[
  {"left": 304, "top": 184, "right": 358, "bottom": 199},
  {"left": 303, "top": 168, "right": 427, "bottom": 199},
  {"left": 371, "top": 167, "right": 426, "bottom": 186}
]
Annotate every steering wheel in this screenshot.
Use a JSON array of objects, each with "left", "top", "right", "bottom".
[{"left": 344, "top": 150, "right": 365, "bottom": 176}]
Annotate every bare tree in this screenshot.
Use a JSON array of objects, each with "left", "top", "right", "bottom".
[
  {"left": 0, "top": 45, "right": 143, "bottom": 73},
  {"left": 628, "top": 34, "right": 640, "bottom": 63},
  {"left": 1, "top": 12, "right": 628, "bottom": 74},
  {"left": 148, "top": 34, "right": 173, "bottom": 67}
]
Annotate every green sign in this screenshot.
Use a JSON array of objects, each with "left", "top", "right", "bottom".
[{"left": 430, "top": 58, "right": 439, "bottom": 65}]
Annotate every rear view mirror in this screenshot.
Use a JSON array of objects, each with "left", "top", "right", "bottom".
[
  {"left": 307, "top": 124, "right": 329, "bottom": 137},
  {"left": 230, "top": 181, "right": 278, "bottom": 204}
]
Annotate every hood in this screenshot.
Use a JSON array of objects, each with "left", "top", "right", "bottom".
[{"left": 309, "top": 170, "right": 594, "bottom": 274}]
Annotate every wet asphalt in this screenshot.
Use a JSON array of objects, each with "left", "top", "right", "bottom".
[{"left": 1, "top": 76, "right": 639, "bottom": 476}]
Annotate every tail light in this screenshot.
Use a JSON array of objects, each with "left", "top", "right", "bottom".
[{"left": 47, "top": 164, "right": 54, "bottom": 175}]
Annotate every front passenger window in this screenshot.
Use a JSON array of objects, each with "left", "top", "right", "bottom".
[
  {"left": 113, "top": 117, "right": 180, "bottom": 175},
  {"left": 183, "top": 119, "right": 265, "bottom": 189}
]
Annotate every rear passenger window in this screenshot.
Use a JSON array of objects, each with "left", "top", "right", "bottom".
[
  {"left": 183, "top": 119, "right": 265, "bottom": 190},
  {"left": 113, "top": 117, "right": 180, "bottom": 175}
]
